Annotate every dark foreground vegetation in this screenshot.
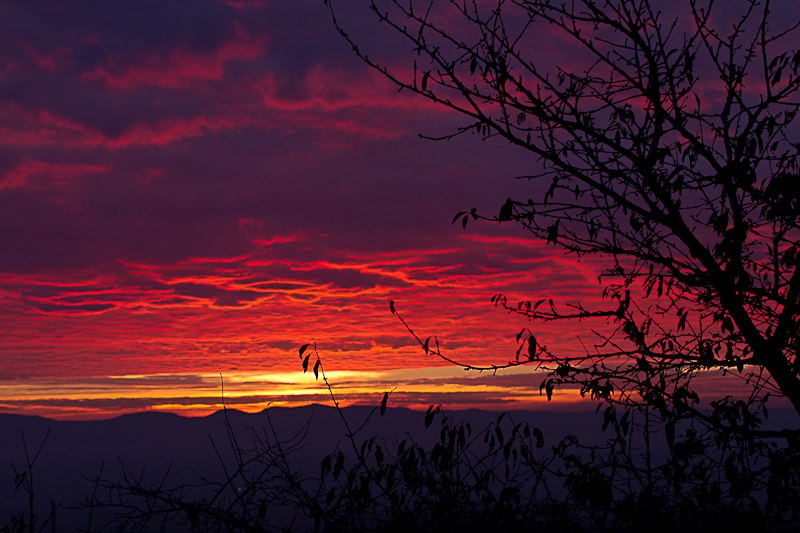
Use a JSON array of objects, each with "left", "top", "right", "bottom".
[{"left": 80, "top": 403, "right": 800, "bottom": 533}]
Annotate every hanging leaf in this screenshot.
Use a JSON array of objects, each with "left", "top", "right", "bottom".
[
  {"left": 298, "top": 343, "right": 310, "bottom": 359},
  {"left": 503, "top": 440, "right": 513, "bottom": 461},
  {"left": 375, "top": 445, "right": 384, "bottom": 466},
  {"left": 678, "top": 310, "right": 688, "bottom": 331},
  {"left": 302, "top": 354, "right": 310, "bottom": 373},
  {"left": 333, "top": 451, "right": 345, "bottom": 479},
  {"left": 321, "top": 454, "right": 332, "bottom": 477},
  {"left": 388, "top": 298, "right": 396, "bottom": 315},
  {"left": 495, "top": 426, "right": 505, "bottom": 446},
  {"left": 313, "top": 359, "right": 321, "bottom": 380},
  {"left": 546, "top": 220, "right": 560, "bottom": 244},
  {"left": 772, "top": 66, "right": 784, "bottom": 86},
  {"left": 533, "top": 427, "right": 544, "bottom": 448},
  {"left": 425, "top": 404, "right": 440, "bottom": 428},
  {"left": 499, "top": 197, "right": 514, "bottom": 221},
  {"left": 528, "top": 335, "right": 537, "bottom": 360},
  {"left": 380, "top": 391, "right": 389, "bottom": 415},
  {"left": 422, "top": 71, "right": 430, "bottom": 90}
]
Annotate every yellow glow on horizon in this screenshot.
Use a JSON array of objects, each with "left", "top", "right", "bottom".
[{"left": 0, "top": 365, "right": 751, "bottom": 405}]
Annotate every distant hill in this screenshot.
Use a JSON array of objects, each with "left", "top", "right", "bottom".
[{"left": 1, "top": 405, "right": 797, "bottom": 532}]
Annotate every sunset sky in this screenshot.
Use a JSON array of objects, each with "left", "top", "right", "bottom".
[{"left": 0, "top": 0, "right": 767, "bottom": 419}]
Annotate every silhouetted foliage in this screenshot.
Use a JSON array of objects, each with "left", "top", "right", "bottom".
[
  {"left": 326, "top": 0, "right": 800, "bottom": 439},
  {"left": 82, "top": 349, "right": 800, "bottom": 532}
]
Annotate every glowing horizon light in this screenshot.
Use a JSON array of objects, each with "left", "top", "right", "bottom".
[{"left": 0, "top": 359, "right": 772, "bottom": 421}]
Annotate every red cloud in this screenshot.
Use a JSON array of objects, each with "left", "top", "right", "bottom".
[
  {"left": 0, "top": 234, "right": 611, "bottom": 391},
  {"left": 80, "top": 22, "right": 266, "bottom": 89},
  {"left": 0, "top": 101, "right": 260, "bottom": 149},
  {"left": 0, "top": 103, "right": 105, "bottom": 148},
  {"left": 223, "top": 0, "right": 267, "bottom": 10},
  {"left": 105, "top": 113, "right": 258, "bottom": 147},
  {"left": 1, "top": 158, "right": 111, "bottom": 190}
]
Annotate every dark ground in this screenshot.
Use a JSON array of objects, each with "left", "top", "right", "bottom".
[{"left": 2, "top": 405, "right": 798, "bottom": 531}]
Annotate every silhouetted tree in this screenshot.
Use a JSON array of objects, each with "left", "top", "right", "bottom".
[{"left": 327, "top": 0, "right": 800, "bottom": 438}]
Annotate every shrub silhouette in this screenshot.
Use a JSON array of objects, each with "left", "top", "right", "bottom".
[{"left": 82, "top": 347, "right": 800, "bottom": 532}]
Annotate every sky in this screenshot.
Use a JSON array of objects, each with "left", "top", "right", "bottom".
[{"left": 0, "top": 0, "right": 775, "bottom": 420}]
